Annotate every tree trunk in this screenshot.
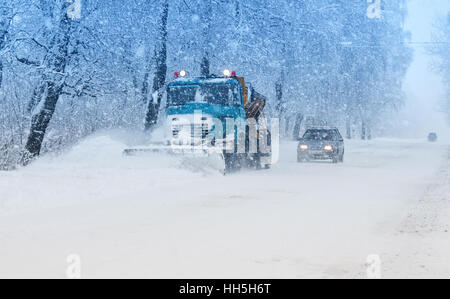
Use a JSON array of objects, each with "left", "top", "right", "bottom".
[
  {"left": 361, "top": 121, "right": 367, "bottom": 140},
  {"left": 346, "top": 117, "right": 352, "bottom": 139},
  {"left": 141, "top": 63, "right": 150, "bottom": 104},
  {"left": 0, "top": 60, "right": 3, "bottom": 89},
  {"left": 23, "top": 82, "right": 63, "bottom": 162},
  {"left": 284, "top": 116, "right": 291, "bottom": 137},
  {"left": 235, "top": 0, "right": 240, "bottom": 19},
  {"left": 145, "top": 0, "right": 169, "bottom": 131},
  {"left": 200, "top": 0, "right": 212, "bottom": 77},
  {"left": 200, "top": 55, "right": 210, "bottom": 77},
  {"left": 27, "top": 83, "right": 46, "bottom": 113},
  {"left": 22, "top": 3, "right": 72, "bottom": 164},
  {"left": 293, "top": 113, "right": 303, "bottom": 140},
  {"left": 275, "top": 71, "right": 284, "bottom": 119},
  {"left": 0, "top": 16, "right": 8, "bottom": 90}
]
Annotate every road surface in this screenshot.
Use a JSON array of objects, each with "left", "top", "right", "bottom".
[{"left": 0, "top": 132, "right": 449, "bottom": 278}]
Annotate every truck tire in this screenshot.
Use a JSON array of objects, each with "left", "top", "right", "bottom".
[
  {"left": 254, "top": 153, "right": 262, "bottom": 170},
  {"left": 224, "top": 153, "right": 235, "bottom": 174},
  {"left": 224, "top": 153, "right": 245, "bottom": 174}
]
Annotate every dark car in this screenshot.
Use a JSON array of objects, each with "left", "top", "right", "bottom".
[
  {"left": 428, "top": 132, "right": 438, "bottom": 142},
  {"left": 297, "top": 127, "right": 345, "bottom": 163}
]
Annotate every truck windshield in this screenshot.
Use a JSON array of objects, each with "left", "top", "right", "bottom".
[
  {"left": 167, "top": 84, "right": 240, "bottom": 107},
  {"left": 303, "top": 129, "right": 338, "bottom": 141}
]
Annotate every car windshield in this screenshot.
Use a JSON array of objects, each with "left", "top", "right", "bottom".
[
  {"left": 303, "top": 129, "right": 338, "bottom": 141},
  {"left": 167, "top": 84, "right": 240, "bottom": 107}
]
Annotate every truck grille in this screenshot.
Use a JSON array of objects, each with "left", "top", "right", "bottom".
[
  {"left": 173, "top": 124, "right": 209, "bottom": 139},
  {"left": 191, "top": 124, "right": 209, "bottom": 139}
]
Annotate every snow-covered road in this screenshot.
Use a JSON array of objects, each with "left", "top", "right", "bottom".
[{"left": 0, "top": 133, "right": 449, "bottom": 278}]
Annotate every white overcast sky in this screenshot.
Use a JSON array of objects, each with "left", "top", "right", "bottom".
[{"left": 401, "top": 0, "right": 450, "bottom": 138}]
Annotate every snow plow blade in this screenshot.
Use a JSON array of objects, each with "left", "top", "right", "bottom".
[
  {"left": 123, "top": 142, "right": 225, "bottom": 156},
  {"left": 123, "top": 142, "right": 172, "bottom": 156},
  {"left": 122, "top": 143, "right": 227, "bottom": 174}
]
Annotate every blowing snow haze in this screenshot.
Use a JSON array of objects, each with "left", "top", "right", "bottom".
[
  {"left": 398, "top": 0, "right": 450, "bottom": 139},
  {"left": 0, "top": 0, "right": 450, "bottom": 280}
]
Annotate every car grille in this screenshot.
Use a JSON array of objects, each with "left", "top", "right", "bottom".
[{"left": 309, "top": 145, "right": 323, "bottom": 150}]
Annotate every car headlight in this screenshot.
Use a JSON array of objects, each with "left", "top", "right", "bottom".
[
  {"left": 323, "top": 145, "right": 333, "bottom": 151},
  {"left": 299, "top": 144, "right": 308, "bottom": 151}
]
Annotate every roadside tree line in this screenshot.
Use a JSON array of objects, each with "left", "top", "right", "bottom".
[{"left": 0, "top": 0, "right": 412, "bottom": 169}]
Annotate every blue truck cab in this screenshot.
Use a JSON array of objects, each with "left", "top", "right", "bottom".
[
  {"left": 166, "top": 77, "right": 247, "bottom": 122},
  {"left": 163, "top": 73, "right": 272, "bottom": 172}
]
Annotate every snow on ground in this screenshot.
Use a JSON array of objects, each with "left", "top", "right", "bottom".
[{"left": 0, "top": 132, "right": 449, "bottom": 278}]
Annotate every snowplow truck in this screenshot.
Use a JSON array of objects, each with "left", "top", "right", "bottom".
[{"left": 125, "top": 71, "right": 272, "bottom": 173}]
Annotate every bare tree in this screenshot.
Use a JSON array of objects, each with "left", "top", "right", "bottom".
[
  {"left": 0, "top": 5, "right": 14, "bottom": 89},
  {"left": 292, "top": 113, "right": 304, "bottom": 140},
  {"left": 429, "top": 12, "right": 450, "bottom": 123},
  {"left": 22, "top": 2, "right": 76, "bottom": 164},
  {"left": 200, "top": 0, "right": 212, "bottom": 77},
  {"left": 145, "top": 0, "right": 169, "bottom": 131}
]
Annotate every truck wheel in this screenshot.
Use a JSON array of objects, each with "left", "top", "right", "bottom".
[
  {"left": 236, "top": 154, "right": 246, "bottom": 170},
  {"left": 224, "top": 153, "right": 244, "bottom": 174},
  {"left": 224, "top": 154, "right": 231, "bottom": 174},
  {"left": 332, "top": 155, "right": 339, "bottom": 164},
  {"left": 254, "top": 153, "right": 262, "bottom": 170},
  {"left": 224, "top": 154, "right": 235, "bottom": 174}
]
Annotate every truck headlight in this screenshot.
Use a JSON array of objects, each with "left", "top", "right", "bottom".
[
  {"left": 323, "top": 145, "right": 333, "bottom": 151},
  {"left": 171, "top": 118, "right": 181, "bottom": 137},
  {"left": 299, "top": 144, "right": 308, "bottom": 151},
  {"left": 223, "top": 69, "right": 231, "bottom": 77}
]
